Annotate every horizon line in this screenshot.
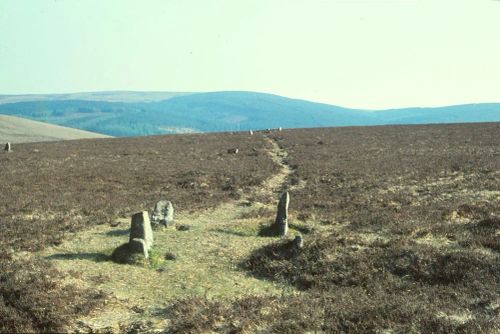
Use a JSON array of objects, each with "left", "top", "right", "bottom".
[{"left": 0, "top": 89, "right": 499, "bottom": 111}]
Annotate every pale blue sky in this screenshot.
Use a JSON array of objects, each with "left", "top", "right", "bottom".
[{"left": 0, "top": 0, "right": 499, "bottom": 108}]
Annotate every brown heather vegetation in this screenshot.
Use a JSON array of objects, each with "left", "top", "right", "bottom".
[
  {"left": 166, "top": 124, "right": 499, "bottom": 333},
  {"left": 0, "top": 132, "right": 277, "bottom": 252},
  {"left": 0, "top": 132, "right": 277, "bottom": 332},
  {"left": 1, "top": 123, "right": 499, "bottom": 333}
]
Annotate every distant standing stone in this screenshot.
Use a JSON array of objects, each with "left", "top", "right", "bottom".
[
  {"left": 151, "top": 200, "right": 174, "bottom": 227},
  {"left": 129, "top": 238, "right": 149, "bottom": 259},
  {"left": 249, "top": 130, "right": 253, "bottom": 135},
  {"left": 274, "top": 192, "right": 289, "bottom": 237},
  {"left": 4, "top": 142, "right": 11, "bottom": 152},
  {"left": 130, "top": 211, "right": 154, "bottom": 250},
  {"left": 227, "top": 148, "right": 239, "bottom": 154}
]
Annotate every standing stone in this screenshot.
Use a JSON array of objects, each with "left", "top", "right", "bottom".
[
  {"left": 151, "top": 200, "right": 174, "bottom": 227},
  {"left": 4, "top": 142, "right": 11, "bottom": 152},
  {"left": 274, "top": 191, "right": 289, "bottom": 236},
  {"left": 278, "top": 127, "right": 282, "bottom": 131},
  {"left": 249, "top": 130, "right": 253, "bottom": 135},
  {"left": 129, "top": 238, "right": 149, "bottom": 259},
  {"left": 130, "top": 211, "right": 153, "bottom": 249}
]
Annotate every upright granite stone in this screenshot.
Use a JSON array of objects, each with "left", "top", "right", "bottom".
[
  {"left": 130, "top": 211, "right": 154, "bottom": 249},
  {"left": 151, "top": 200, "right": 174, "bottom": 227},
  {"left": 274, "top": 191, "right": 289, "bottom": 237},
  {"left": 4, "top": 142, "right": 11, "bottom": 152}
]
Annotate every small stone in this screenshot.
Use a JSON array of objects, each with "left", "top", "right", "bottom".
[
  {"left": 227, "top": 148, "right": 239, "bottom": 154},
  {"left": 249, "top": 130, "right": 253, "bottom": 135},
  {"left": 4, "top": 142, "right": 11, "bottom": 152},
  {"left": 109, "top": 221, "right": 121, "bottom": 227}
]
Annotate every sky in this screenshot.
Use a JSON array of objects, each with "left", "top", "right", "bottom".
[{"left": 0, "top": 0, "right": 499, "bottom": 109}]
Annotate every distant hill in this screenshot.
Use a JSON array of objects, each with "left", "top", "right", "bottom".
[
  {"left": 0, "top": 91, "right": 498, "bottom": 136},
  {"left": 0, "top": 91, "right": 192, "bottom": 105},
  {"left": 0, "top": 114, "right": 111, "bottom": 143}
]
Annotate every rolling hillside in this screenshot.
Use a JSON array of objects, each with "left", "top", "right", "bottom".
[
  {"left": 0, "top": 114, "right": 111, "bottom": 143},
  {"left": 0, "top": 91, "right": 499, "bottom": 136}
]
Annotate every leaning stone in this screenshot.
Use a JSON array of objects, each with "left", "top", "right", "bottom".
[
  {"left": 249, "top": 130, "right": 253, "bottom": 135},
  {"left": 130, "top": 211, "right": 153, "bottom": 249},
  {"left": 274, "top": 191, "right": 289, "bottom": 236},
  {"left": 129, "top": 238, "right": 149, "bottom": 259},
  {"left": 227, "top": 148, "right": 239, "bottom": 154},
  {"left": 4, "top": 142, "right": 11, "bottom": 152}
]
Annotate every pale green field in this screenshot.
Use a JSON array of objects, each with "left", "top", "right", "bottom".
[{"left": 0, "top": 114, "right": 110, "bottom": 143}]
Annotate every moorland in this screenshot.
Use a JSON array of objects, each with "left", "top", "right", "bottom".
[{"left": 0, "top": 123, "right": 498, "bottom": 333}]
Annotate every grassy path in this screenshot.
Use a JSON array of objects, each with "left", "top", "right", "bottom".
[{"left": 36, "top": 134, "right": 301, "bottom": 332}]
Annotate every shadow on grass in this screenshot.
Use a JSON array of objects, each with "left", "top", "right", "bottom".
[
  {"left": 212, "top": 228, "right": 257, "bottom": 237},
  {"left": 104, "top": 228, "right": 129, "bottom": 237},
  {"left": 258, "top": 224, "right": 279, "bottom": 237},
  {"left": 46, "top": 252, "right": 110, "bottom": 262},
  {"left": 288, "top": 223, "right": 313, "bottom": 234},
  {"left": 259, "top": 222, "right": 312, "bottom": 237},
  {"left": 237, "top": 242, "right": 295, "bottom": 286}
]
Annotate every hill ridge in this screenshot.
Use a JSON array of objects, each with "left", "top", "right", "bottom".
[{"left": 0, "top": 91, "right": 499, "bottom": 137}]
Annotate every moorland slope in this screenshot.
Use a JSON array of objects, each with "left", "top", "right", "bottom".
[{"left": 0, "top": 123, "right": 498, "bottom": 333}]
